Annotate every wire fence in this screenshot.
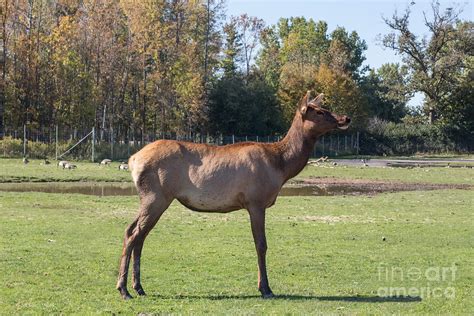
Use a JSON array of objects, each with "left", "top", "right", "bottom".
[
  {"left": 1, "top": 125, "right": 361, "bottom": 160},
  {"left": 4, "top": 123, "right": 470, "bottom": 160}
]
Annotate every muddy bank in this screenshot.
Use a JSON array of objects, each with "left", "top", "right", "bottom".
[
  {"left": 312, "top": 158, "right": 474, "bottom": 168},
  {"left": 291, "top": 177, "right": 472, "bottom": 195},
  {"left": 0, "top": 178, "right": 471, "bottom": 197}
]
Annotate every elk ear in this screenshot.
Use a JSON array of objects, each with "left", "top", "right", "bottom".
[
  {"left": 299, "top": 90, "right": 312, "bottom": 115},
  {"left": 310, "top": 93, "right": 324, "bottom": 107}
]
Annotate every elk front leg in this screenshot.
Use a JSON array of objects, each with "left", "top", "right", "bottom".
[{"left": 248, "top": 208, "right": 274, "bottom": 298}]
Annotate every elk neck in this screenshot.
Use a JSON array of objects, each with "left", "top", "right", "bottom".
[{"left": 278, "top": 111, "right": 319, "bottom": 181}]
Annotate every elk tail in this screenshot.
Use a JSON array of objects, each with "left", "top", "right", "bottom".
[{"left": 128, "top": 154, "right": 142, "bottom": 187}]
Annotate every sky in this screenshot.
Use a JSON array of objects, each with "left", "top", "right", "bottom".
[{"left": 226, "top": 0, "right": 473, "bottom": 107}]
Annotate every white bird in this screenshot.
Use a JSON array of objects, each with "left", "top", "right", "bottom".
[
  {"left": 64, "top": 162, "right": 77, "bottom": 170},
  {"left": 100, "top": 159, "right": 112, "bottom": 166},
  {"left": 58, "top": 160, "right": 69, "bottom": 168},
  {"left": 119, "top": 162, "right": 129, "bottom": 171}
]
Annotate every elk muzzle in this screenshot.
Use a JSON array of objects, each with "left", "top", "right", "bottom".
[{"left": 337, "top": 116, "right": 351, "bottom": 130}]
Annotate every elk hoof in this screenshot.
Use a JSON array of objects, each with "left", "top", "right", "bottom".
[
  {"left": 118, "top": 288, "right": 133, "bottom": 300},
  {"left": 135, "top": 287, "right": 146, "bottom": 296},
  {"left": 260, "top": 289, "right": 274, "bottom": 299}
]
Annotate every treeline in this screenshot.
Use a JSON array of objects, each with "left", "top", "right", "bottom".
[{"left": 1, "top": 1, "right": 472, "bottom": 150}]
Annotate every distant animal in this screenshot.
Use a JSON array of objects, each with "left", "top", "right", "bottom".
[
  {"left": 314, "top": 156, "right": 329, "bottom": 163},
  {"left": 22, "top": 157, "right": 29, "bottom": 164},
  {"left": 64, "top": 162, "right": 77, "bottom": 170},
  {"left": 332, "top": 162, "right": 338, "bottom": 166},
  {"left": 100, "top": 159, "right": 112, "bottom": 166},
  {"left": 118, "top": 162, "right": 129, "bottom": 171},
  {"left": 116, "top": 91, "right": 351, "bottom": 300},
  {"left": 42, "top": 159, "right": 51, "bottom": 165},
  {"left": 58, "top": 160, "right": 69, "bottom": 168}
]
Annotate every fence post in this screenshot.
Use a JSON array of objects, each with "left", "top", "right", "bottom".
[
  {"left": 55, "top": 125, "right": 59, "bottom": 160},
  {"left": 110, "top": 126, "right": 114, "bottom": 160},
  {"left": 127, "top": 128, "right": 131, "bottom": 158},
  {"left": 356, "top": 131, "right": 360, "bottom": 156},
  {"left": 256, "top": 135, "right": 259, "bottom": 142},
  {"left": 329, "top": 136, "right": 332, "bottom": 156},
  {"left": 92, "top": 127, "right": 95, "bottom": 162},
  {"left": 232, "top": 134, "right": 235, "bottom": 144},
  {"left": 23, "top": 124, "right": 26, "bottom": 157},
  {"left": 322, "top": 136, "right": 325, "bottom": 156}
]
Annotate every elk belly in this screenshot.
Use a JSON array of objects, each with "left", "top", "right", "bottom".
[{"left": 176, "top": 190, "right": 243, "bottom": 213}]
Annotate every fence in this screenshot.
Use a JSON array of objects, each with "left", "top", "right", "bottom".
[{"left": 0, "top": 125, "right": 361, "bottom": 160}]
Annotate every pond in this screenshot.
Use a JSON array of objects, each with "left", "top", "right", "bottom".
[{"left": 0, "top": 182, "right": 383, "bottom": 197}]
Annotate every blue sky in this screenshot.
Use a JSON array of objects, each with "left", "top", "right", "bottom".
[{"left": 226, "top": 0, "right": 473, "bottom": 107}]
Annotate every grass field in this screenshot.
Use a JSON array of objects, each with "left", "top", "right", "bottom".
[
  {"left": 1, "top": 158, "right": 473, "bottom": 185},
  {"left": 0, "top": 158, "right": 473, "bottom": 314},
  {"left": 0, "top": 158, "right": 130, "bottom": 183},
  {"left": 298, "top": 164, "right": 474, "bottom": 185}
]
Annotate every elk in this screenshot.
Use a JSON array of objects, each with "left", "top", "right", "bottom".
[{"left": 117, "top": 91, "right": 351, "bottom": 300}]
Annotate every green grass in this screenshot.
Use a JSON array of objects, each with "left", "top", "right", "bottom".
[
  {"left": 298, "top": 164, "right": 474, "bottom": 185},
  {"left": 1, "top": 189, "right": 473, "bottom": 314},
  {"left": 0, "top": 158, "right": 130, "bottom": 183},
  {"left": 338, "top": 154, "right": 474, "bottom": 160},
  {"left": 2, "top": 158, "right": 474, "bottom": 185}
]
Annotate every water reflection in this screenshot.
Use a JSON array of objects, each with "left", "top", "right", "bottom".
[{"left": 0, "top": 182, "right": 373, "bottom": 197}]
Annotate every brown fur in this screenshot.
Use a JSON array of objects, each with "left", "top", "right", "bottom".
[{"left": 116, "top": 91, "right": 351, "bottom": 299}]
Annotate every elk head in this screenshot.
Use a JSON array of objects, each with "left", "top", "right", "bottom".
[{"left": 299, "top": 91, "right": 351, "bottom": 136}]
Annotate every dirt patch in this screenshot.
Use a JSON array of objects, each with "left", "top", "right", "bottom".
[
  {"left": 289, "top": 215, "right": 375, "bottom": 224},
  {"left": 288, "top": 177, "right": 472, "bottom": 196},
  {"left": 0, "top": 178, "right": 471, "bottom": 197}
]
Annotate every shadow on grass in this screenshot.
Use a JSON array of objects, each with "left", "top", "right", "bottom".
[{"left": 151, "top": 294, "right": 421, "bottom": 303}]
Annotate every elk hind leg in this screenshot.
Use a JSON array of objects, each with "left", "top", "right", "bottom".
[{"left": 117, "top": 192, "right": 171, "bottom": 299}]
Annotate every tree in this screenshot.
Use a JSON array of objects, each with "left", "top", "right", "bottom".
[
  {"left": 361, "top": 63, "right": 411, "bottom": 122},
  {"left": 439, "top": 57, "right": 474, "bottom": 144},
  {"left": 381, "top": 1, "right": 473, "bottom": 119},
  {"left": 324, "top": 27, "right": 367, "bottom": 79},
  {"left": 256, "top": 26, "right": 281, "bottom": 90},
  {"left": 0, "top": 0, "right": 8, "bottom": 137},
  {"left": 268, "top": 18, "right": 367, "bottom": 127},
  {"left": 278, "top": 17, "right": 329, "bottom": 70},
  {"left": 221, "top": 20, "right": 242, "bottom": 78},
  {"left": 232, "top": 14, "right": 264, "bottom": 77},
  {"left": 315, "top": 64, "right": 368, "bottom": 127},
  {"left": 208, "top": 73, "right": 282, "bottom": 136},
  {"left": 278, "top": 63, "right": 318, "bottom": 125}
]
